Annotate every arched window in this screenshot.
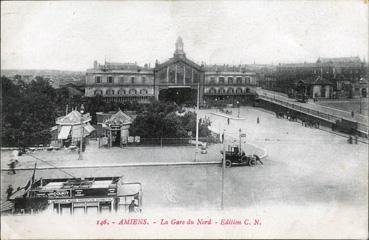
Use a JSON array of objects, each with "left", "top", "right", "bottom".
[
  {"left": 218, "top": 88, "right": 225, "bottom": 94},
  {"left": 106, "top": 89, "right": 114, "bottom": 95},
  {"left": 236, "top": 77, "right": 242, "bottom": 84},
  {"left": 227, "top": 88, "right": 234, "bottom": 94},
  {"left": 219, "top": 77, "right": 225, "bottom": 84},
  {"left": 129, "top": 89, "right": 137, "bottom": 95},
  {"left": 228, "top": 77, "right": 233, "bottom": 85},
  {"left": 245, "top": 77, "right": 250, "bottom": 84},
  {"left": 245, "top": 88, "right": 250, "bottom": 93},
  {"left": 118, "top": 89, "right": 126, "bottom": 95},
  {"left": 209, "top": 88, "right": 216, "bottom": 94},
  {"left": 236, "top": 88, "right": 243, "bottom": 94},
  {"left": 94, "top": 90, "right": 103, "bottom": 95},
  {"left": 140, "top": 89, "right": 148, "bottom": 94}
]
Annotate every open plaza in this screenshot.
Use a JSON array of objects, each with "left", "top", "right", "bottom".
[{"left": 2, "top": 106, "right": 367, "bottom": 238}]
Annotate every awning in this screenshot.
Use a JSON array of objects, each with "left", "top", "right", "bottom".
[
  {"left": 84, "top": 123, "right": 95, "bottom": 133},
  {"left": 72, "top": 125, "right": 94, "bottom": 138},
  {"left": 58, "top": 126, "right": 71, "bottom": 140}
]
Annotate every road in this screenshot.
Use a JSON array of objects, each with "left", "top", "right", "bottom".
[{"left": 1, "top": 106, "right": 368, "bottom": 238}]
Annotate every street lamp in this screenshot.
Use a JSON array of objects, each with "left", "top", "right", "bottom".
[
  {"left": 78, "top": 104, "right": 85, "bottom": 160},
  {"left": 221, "top": 129, "right": 226, "bottom": 210},
  {"left": 237, "top": 101, "right": 240, "bottom": 118}
]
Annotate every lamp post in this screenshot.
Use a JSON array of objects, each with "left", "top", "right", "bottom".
[
  {"left": 221, "top": 129, "right": 226, "bottom": 210},
  {"left": 237, "top": 101, "right": 240, "bottom": 118},
  {"left": 195, "top": 81, "right": 200, "bottom": 162},
  {"left": 78, "top": 104, "right": 85, "bottom": 160}
]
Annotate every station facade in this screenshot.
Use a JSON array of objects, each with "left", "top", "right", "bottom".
[{"left": 85, "top": 37, "right": 259, "bottom": 105}]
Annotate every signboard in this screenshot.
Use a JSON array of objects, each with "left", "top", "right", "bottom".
[
  {"left": 72, "top": 188, "right": 117, "bottom": 198},
  {"left": 128, "top": 136, "right": 134, "bottom": 143},
  {"left": 135, "top": 136, "right": 141, "bottom": 143},
  {"left": 48, "top": 197, "right": 114, "bottom": 204},
  {"left": 240, "top": 133, "right": 246, "bottom": 137},
  {"left": 34, "top": 190, "right": 71, "bottom": 199}
]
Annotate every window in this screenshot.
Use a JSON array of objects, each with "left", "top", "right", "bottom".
[
  {"left": 219, "top": 88, "right": 225, "bottom": 94},
  {"left": 245, "top": 77, "right": 250, "bottom": 84},
  {"left": 119, "top": 76, "right": 125, "bottom": 84},
  {"left": 131, "top": 77, "right": 135, "bottom": 84},
  {"left": 95, "top": 76, "right": 101, "bottom": 83},
  {"left": 118, "top": 89, "right": 126, "bottom": 95},
  {"left": 236, "top": 77, "right": 242, "bottom": 84},
  {"left": 219, "top": 77, "right": 225, "bottom": 84},
  {"left": 236, "top": 88, "right": 243, "bottom": 94},
  {"left": 129, "top": 89, "right": 137, "bottom": 94},
  {"left": 108, "top": 76, "right": 113, "bottom": 84},
  {"left": 106, "top": 89, "right": 114, "bottom": 95},
  {"left": 209, "top": 88, "right": 216, "bottom": 94},
  {"left": 142, "top": 77, "right": 146, "bottom": 84},
  {"left": 94, "top": 90, "right": 102, "bottom": 95},
  {"left": 227, "top": 88, "right": 234, "bottom": 94},
  {"left": 140, "top": 89, "right": 148, "bottom": 94},
  {"left": 210, "top": 77, "right": 215, "bottom": 84},
  {"left": 228, "top": 77, "right": 233, "bottom": 85}
]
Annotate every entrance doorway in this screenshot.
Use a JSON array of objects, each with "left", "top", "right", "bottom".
[
  {"left": 159, "top": 87, "right": 197, "bottom": 105},
  {"left": 112, "top": 130, "right": 121, "bottom": 147}
]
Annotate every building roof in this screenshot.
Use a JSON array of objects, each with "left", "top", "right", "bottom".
[
  {"left": 155, "top": 56, "right": 203, "bottom": 71},
  {"left": 104, "top": 109, "right": 132, "bottom": 126},
  {"left": 56, "top": 110, "right": 92, "bottom": 125},
  {"left": 297, "top": 76, "right": 333, "bottom": 85},
  {"left": 204, "top": 64, "right": 251, "bottom": 73},
  {"left": 317, "top": 57, "right": 361, "bottom": 63}
]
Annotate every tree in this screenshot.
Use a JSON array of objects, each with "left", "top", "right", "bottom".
[{"left": 2, "top": 77, "right": 57, "bottom": 147}]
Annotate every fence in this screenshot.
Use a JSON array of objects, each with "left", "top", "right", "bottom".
[
  {"left": 259, "top": 94, "right": 368, "bottom": 135},
  {"left": 125, "top": 137, "right": 218, "bottom": 147}
]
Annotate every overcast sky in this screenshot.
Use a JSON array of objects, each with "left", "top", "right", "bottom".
[{"left": 1, "top": 1, "right": 368, "bottom": 71}]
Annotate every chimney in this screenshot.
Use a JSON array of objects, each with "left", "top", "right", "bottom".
[{"left": 94, "top": 60, "right": 98, "bottom": 69}]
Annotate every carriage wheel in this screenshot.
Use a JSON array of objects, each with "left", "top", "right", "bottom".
[
  {"left": 249, "top": 159, "right": 256, "bottom": 166},
  {"left": 225, "top": 160, "right": 232, "bottom": 168}
]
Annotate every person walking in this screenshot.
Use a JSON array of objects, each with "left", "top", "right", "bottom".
[
  {"left": 6, "top": 185, "right": 13, "bottom": 200},
  {"left": 8, "top": 160, "right": 16, "bottom": 174},
  {"left": 227, "top": 118, "right": 230, "bottom": 125},
  {"left": 257, "top": 117, "right": 260, "bottom": 124}
]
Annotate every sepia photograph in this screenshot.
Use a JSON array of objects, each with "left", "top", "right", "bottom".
[{"left": 1, "top": 1, "right": 368, "bottom": 239}]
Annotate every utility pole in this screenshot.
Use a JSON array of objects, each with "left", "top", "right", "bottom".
[
  {"left": 78, "top": 104, "right": 85, "bottom": 160},
  {"left": 221, "top": 129, "right": 226, "bottom": 210},
  {"left": 195, "top": 81, "right": 200, "bottom": 161}
]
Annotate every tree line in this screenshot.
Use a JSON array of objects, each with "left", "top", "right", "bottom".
[{"left": 2, "top": 76, "right": 212, "bottom": 147}]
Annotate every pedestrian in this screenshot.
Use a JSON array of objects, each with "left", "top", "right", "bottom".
[
  {"left": 6, "top": 185, "right": 13, "bottom": 200},
  {"left": 227, "top": 118, "right": 230, "bottom": 125},
  {"left": 8, "top": 160, "right": 16, "bottom": 174},
  {"left": 348, "top": 136, "right": 353, "bottom": 144},
  {"left": 257, "top": 117, "right": 260, "bottom": 124},
  {"left": 351, "top": 110, "right": 354, "bottom": 117},
  {"left": 355, "top": 135, "right": 358, "bottom": 144},
  {"left": 129, "top": 200, "right": 137, "bottom": 213}
]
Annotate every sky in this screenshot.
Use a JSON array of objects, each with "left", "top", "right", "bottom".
[{"left": 1, "top": 1, "right": 368, "bottom": 71}]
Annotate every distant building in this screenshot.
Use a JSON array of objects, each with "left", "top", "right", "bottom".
[
  {"left": 85, "top": 37, "right": 259, "bottom": 105},
  {"left": 85, "top": 61, "right": 154, "bottom": 103},
  {"left": 203, "top": 64, "right": 258, "bottom": 103},
  {"left": 276, "top": 57, "right": 367, "bottom": 98}
]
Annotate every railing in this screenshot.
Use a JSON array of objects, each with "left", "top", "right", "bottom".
[{"left": 259, "top": 94, "right": 368, "bottom": 134}]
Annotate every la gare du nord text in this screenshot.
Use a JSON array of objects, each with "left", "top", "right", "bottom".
[{"left": 96, "top": 218, "right": 262, "bottom": 226}]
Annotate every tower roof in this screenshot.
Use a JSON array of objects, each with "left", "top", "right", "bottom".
[{"left": 174, "top": 36, "right": 186, "bottom": 58}]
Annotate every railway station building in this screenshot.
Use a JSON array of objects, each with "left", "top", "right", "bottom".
[{"left": 84, "top": 37, "right": 259, "bottom": 105}]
